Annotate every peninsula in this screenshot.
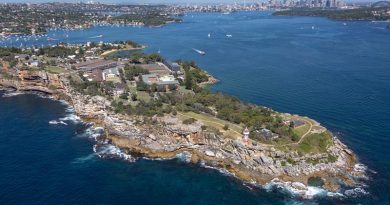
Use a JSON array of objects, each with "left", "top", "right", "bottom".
[{"left": 0, "top": 42, "right": 367, "bottom": 198}]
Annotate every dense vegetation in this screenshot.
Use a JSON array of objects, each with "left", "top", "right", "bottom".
[
  {"left": 113, "top": 13, "right": 179, "bottom": 26},
  {"left": 38, "top": 47, "right": 77, "bottom": 58},
  {"left": 68, "top": 72, "right": 116, "bottom": 96},
  {"left": 0, "top": 3, "right": 181, "bottom": 35},
  {"left": 123, "top": 64, "right": 149, "bottom": 81},
  {"left": 273, "top": 7, "right": 390, "bottom": 21}
]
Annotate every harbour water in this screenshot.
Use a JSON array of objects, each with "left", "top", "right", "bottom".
[{"left": 1, "top": 12, "right": 390, "bottom": 204}]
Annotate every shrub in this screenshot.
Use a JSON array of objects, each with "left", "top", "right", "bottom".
[
  {"left": 201, "top": 125, "right": 208, "bottom": 131},
  {"left": 223, "top": 124, "right": 229, "bottom": 130},
  {"left": 327, "top": 154, "right": 338, "bottom": 163},
  {"left": 182, "top": 118, "right": 196, "bottom": 125}
]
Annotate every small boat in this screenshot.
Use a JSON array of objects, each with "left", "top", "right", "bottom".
[
  {"left": 343, "top": 23, "right": 347, "bottom": 26},
  {"left": 311, "top": 26, "right": 315, "bottom": 30},
  {"left": 192, "top": 48, "right": 206, "bottom": 55},
  {"left": 47, "top": 37, "right": 57, "bottom": 41},
  {"left": 222, "top": 12, "right": 231, "bottom": 15},
  {"left": 89, "top": 35, "right": 103, "bottom": 39},
  {"left": 226, "top": 34, "right": 233, "bottom": 38},
  {"left": 208, "top": 33, "right": 211, "bottom": 38}
]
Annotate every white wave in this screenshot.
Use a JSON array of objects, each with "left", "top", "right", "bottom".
[
  {"left": 2, "top": 91, "right": 24, "bottom": 97},
  {"left": 263, "top": 179, "right": 343, "bottom": 200},
  {"left": 344, "top": 187, "right": 369, "bottom": 198},
  {"left": 200, "top": 161, "right": 235, "bottom": 177},
  {"left": 91, "top": 127, "right": 105, "bottom": 139},
  {"left": 142, "top": 156, "right": 175, "bottom": 161},
  {"left": 59, "top": 113, "right": 81, "bottom": 124},
  {"left": 176, "top": 151, "right": 192, "bottom": 163},
  {"left": 353, "top": 163, "right": 367, "bottom": 173},
  {"left": 78, "top": 126, "right": 104, "bottom": 140},
  {"left": 49, "top": 120, "right": 68, "bottom": 125},
  {"left": 94, "top": 144, "right": 135, "bottom": 162}
]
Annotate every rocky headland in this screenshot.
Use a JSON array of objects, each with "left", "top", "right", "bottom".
[{"left": 0, "top": 74, "right": 368, "bottom": 199}]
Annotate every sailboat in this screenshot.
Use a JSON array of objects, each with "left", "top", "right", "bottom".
[{"left": 192, "top": 48, "right": 206, "bottom": 55}]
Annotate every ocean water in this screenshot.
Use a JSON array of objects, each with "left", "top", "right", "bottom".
[{"left": 1, "top": 12, "right": 390, "bottom": 204}]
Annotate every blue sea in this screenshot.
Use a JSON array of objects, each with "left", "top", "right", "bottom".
[{"left": 1, "top": 12, "right": 390, "bottom": 204}]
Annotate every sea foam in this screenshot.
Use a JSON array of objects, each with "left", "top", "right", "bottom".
[
  {"left": 263, "top": 179, "right": 343, "bottom": 200},
  {"left": 49, "top": 120, "right": 68, "bottom": 125}
]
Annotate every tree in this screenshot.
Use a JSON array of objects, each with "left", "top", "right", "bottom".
[
  {"left": 184, "top": 66, "right": 193, "bottom": 90},
  {"left": 131, "top": 93, "right": 138, "bottom": 101}
]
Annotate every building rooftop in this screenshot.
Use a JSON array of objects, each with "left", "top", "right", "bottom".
[{"left": 75, "top": 59, "right": 117, "bottom": 71}]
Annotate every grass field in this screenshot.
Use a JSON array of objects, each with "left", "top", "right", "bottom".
[
  {"left": 293, "top": 123, "right": 310, "bottom": 138},
  {"left": 297, "top": 132, "right": 333, "bottom": 154},
  {"left": 178, "top": 111, "right": 243, "bottom": 139},
  {"left": 45, "top": 66, "right": 66, "bottom": 74}
]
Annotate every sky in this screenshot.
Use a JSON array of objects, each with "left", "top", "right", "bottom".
[
  {"left": 2, "top": 0, "right": 260, "bottom": 4},
  {"left": 1, "top": 0, "right": 375, "bottom": 4}
]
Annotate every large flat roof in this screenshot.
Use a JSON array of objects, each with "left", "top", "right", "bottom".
[{"left": 75, "top": 59, "right": 117, "bottom": 70}]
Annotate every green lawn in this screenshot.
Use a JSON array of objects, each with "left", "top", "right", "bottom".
[
  {"left": 45, "top": 66, "right": 66, "bottom": 74},
  {"left": 297, "top": 132, "right": 333, "bottom": 154},
  {"left": 178, "top": 111, "right": 243, "bottom": 139},
  {"left": 293, "top": 123, "right": 310, "bottom": 137}
]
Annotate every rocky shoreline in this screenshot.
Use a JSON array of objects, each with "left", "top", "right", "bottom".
[{"left": 0, "top": 77, "right": 369, "bottom": 199}]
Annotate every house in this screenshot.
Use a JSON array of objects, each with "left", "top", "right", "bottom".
[
  {"left": 142, "top": 74, "right": 159, "bottom": 85},
  {"left": 83, "top": 69, "right": 103, "bottom": 82},
  {"left": 14, "top": 54, "right": 29, "bottom": 61},
  {"left": 26, "top": 60, "right": 39, "bottom": 68},
  {"left": 74, "top": 59, "right": 117, "bottom": 71},
  {"left": 115, "top": 83, "right": 126, "bottom": 96},
  {"left": 163, "top": 60, "right": 181, "bottom": 73},
  {"left": 255, "top": 128, "right": 279, "bottom": 140},
  {"left": 138, "top": 63, "right": 171, "bottom": 75},
  {"left": 141, "top": 74, "right": 179, "bottom": 91},
  {"left": 102, "top": 67, "right": 120, "bottom": 82},
  {"left": 290, "top": 120, "right": 305, "bottom": 128}
]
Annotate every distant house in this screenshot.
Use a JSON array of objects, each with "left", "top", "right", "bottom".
[{"left": 163, "top": 60, "right": 181, "bottom": 72}]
